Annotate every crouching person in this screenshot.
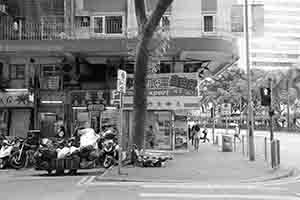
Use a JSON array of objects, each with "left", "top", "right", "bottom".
[{"left": 78, "top": 122, "right": 100, "bottom": 168}]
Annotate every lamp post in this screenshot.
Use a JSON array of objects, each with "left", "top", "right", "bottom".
[{"left": 244, "top": 0, "right": 255, "bottom": 161}]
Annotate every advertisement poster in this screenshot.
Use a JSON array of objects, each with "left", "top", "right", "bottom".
[{"left": 174, "top": 115, "right": 188, "bottom": 150}]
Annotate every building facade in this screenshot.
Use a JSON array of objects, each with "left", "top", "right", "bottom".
[{"left": 0, "top": 0, "right": 239, "bottom": 150}]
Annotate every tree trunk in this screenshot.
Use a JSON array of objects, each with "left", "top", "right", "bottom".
[{"left": 132, "top": 0, "right": 173, "bottom": 150}]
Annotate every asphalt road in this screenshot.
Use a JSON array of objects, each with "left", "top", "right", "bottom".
[{"left": 0, "top": 171, "right": 300, "bottom": 200}]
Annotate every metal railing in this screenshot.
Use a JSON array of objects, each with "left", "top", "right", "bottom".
[{"left": 0, "top": 19, "right": 236, "bottom": 41}]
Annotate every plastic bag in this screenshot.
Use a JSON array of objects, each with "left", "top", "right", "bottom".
[{"left": 57, "top": 147, "right": 71, "bottom": 159}]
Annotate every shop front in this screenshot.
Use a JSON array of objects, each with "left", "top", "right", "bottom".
[
  {"left": 38, "top": 91, "right": 65, "bottom": 138},
  {"left": 69, "top": 90, "right": 109, "bottom": 133},
  {"left": 123, "top": 73, "right": 199, "bottom": 151},
  {"left": 0, "top": 90, "right": 34, "bottom": 137}
]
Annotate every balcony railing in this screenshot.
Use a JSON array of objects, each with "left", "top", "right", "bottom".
[{"left": 0, "top": 20, "right": 235, "bottom": 41}]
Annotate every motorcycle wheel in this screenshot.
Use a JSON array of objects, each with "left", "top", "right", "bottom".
[
  {"left": 103, "top": 156, "right": 114, "bottom": 169},
  {"left": 9, "top": 151, "right": 27, "bottom": 170},
  {"left": 0, "top": 158, "right": 7, "bottom": 169}
]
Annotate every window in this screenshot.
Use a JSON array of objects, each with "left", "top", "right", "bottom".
[
  {"left": 105, "top": 16, "right": 122, "bottom": 34},
  {"left": 93, "top": 16, "right": 123, "bottom": 34},
  {"left": 161, "top": 16, "right": 170, "bottom": 31},
  {"left": 10, "top": 64, "right": 25, "bottom": 79},
  {"left": 76, "top": 16, "right": 90, "bottom": 27},
  {"left": 158, "top": 63, "right": 171, "bottom": 73},
  {"left": 94, "top": 17, "right": 104, "bottom": 33},
  {"left": 41, "top": 65, "right": 61, "bottom": 90},
  {"left": 42, "top": 65, "right": 60, "bottom": 76},
  {"left": 203, "top": 15, "right": 214, "bottom": 32}
]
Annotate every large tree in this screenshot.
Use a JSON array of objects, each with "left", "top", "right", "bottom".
[{"left": 132, "top": 0, "right": 173, "bottom": 149}]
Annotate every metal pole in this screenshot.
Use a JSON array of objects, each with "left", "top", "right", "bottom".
[
  {"left": 287, "top": 79, "right": 290, "bottom": 131},
  {"left": 212, "top": 106, "right": 215, "bottom": 144},
  {"left": 244, "top": 0, "right": 255, "bottom": 161},
  {"left": 118, "top": 92, "right": 123, "bottom": 175},
  {"left": 269, "top": 78, "right": 274, "bottom": 141}
]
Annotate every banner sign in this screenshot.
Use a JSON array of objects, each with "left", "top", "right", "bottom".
[
  {"left": 70, "top": 90, "right": 108, "bottom": 107},
  {"left": 0, "top": 91, "right": 34, "bottom": 107},
  {"left": 125, "top": 73, "right": 198, "bottom": 97}
]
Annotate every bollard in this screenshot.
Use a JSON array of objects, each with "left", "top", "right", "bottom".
[
  {"left": 264, "top": 137, "right": 267, "bottom": 161},
  {"left": 242, "top": 135, "right": 245, "bottom": 155},
  {"left": 271, "top": 140, "right": 276, "bottom": 168},
  {"left": 233, "top": 136, "right": 236, "bottom": 152},
  {"left": 276, "top": 140, "right": 280, "bottom": 166}
]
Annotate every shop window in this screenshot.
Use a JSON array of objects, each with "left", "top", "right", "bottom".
[
  {"left": 0, "top": 110, "right": 8, "bottom": 136},
  {"left": 0, "top": 62, "right": 3, "bottom": 77},
  {"left": 10, "top": 64, "right": 25, "bottom": 79}
]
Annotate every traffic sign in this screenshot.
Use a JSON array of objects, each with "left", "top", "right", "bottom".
[{"left": 117, "top": 70, "right": 127, "bottom": 93}]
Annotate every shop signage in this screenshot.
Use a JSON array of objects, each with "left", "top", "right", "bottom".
[
  {"left": 125, "top": 73, "right": 198, "bottom": 97},
  {"left": 40, "top": 91, "right": 64, "bottom": 102},
  {"left": 169, "top": 75, "right": 197, "bottom": 91},
  {"left": 0, "top": 91, "right": 34, "bottom": 107},
  {"left": 87, "top": 104, "right": 105, "bottom": 111},
  {"left": 70, "top": 90, "right": 108, "bottom": 107},
  {"left": 117, "top": 69, "right": 127, "bottom": 93},
  {"left": 110, "top": 90, "right": 121, "bottom": 106}
]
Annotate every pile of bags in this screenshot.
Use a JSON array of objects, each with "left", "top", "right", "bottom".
[{"left": 130, "top": 147, "right": 173, "bottom": 168}]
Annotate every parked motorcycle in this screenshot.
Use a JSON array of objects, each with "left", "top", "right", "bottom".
[
  {"left": 101, "top": 139, "right": 119, "bottom": 168},
  {"left": 10, "top": 134, "right": 39, "bottom": 170},
  {"left": 0, "top": 139, "right": 14, "bottom": 169}
]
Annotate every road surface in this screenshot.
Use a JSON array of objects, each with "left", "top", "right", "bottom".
[{"left": 0, "top": 169, "right": 300, "bottom": 200}]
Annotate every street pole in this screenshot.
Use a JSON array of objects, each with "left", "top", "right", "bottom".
[
  {"left": 118, "top": 92, "right": 123, "bottom": 175},
  {"left": 287, "top": 79, "right": 290, "bottom": 131},
  {"left": 212, "top": 106, "right": 215, "bottom": 144},
  {"left": 239, "top": 96, "right": 242, "bottom": 134},
  {"left": 269, "top": 78, "right": 274, "bottom": 141},
  {"left": 244, "top": 0, "right": 255, "bottom": 161}
]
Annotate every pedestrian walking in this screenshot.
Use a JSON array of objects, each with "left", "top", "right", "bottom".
[
  {"left": 193, "top": 125, "right": 201, "bottom": 151},
  {"left": 146, "top": 125, "right": 155, "bottom": 149},
  {"left": 190, "top": 125, "right": 196, "bottom": 145},
  {"left": 233, "top": 124, "right": 241, "bottom": 142},
  {"left": 201, "top": 127, "right": 210, "bottom": 143}
]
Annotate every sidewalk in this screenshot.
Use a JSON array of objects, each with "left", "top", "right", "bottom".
[{"left": 96, "top": 144, "right": 294, "bottom": 184}]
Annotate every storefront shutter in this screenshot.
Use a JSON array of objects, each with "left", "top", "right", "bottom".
[{"left": 83, "top": 0, "right": 126, "bottom": 12}]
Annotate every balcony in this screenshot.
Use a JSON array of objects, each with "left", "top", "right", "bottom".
[{"left": 0, "top": 16, "right": 125, "bottom": 40}]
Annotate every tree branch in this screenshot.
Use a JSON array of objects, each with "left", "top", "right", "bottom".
[
  {"left": 134, "top": 0, "right": 148, "bottom": 33},
  {"left": 143, "top": 0, "right": 173, "bottom": 38}
]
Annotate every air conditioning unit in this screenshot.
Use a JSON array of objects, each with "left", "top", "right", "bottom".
[{"left": 0, "top": 4, "right": 8, "bottom": 15}]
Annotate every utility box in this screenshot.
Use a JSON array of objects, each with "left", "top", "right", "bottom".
[{"left": 222, "top": 135, "right": 233, "bottom": 152}]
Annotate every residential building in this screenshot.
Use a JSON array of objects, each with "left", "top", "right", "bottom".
[{"left": 0, "top": 0, "right": 239, "bottom": 150}]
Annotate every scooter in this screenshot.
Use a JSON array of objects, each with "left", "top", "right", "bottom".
[
  {"left": 0, "top": 140, "right": 14, "bottom": 169},
  {"left": 102, "top": 139, "right": 119, "bottom": 168}
]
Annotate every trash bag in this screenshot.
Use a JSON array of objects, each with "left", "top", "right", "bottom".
[{"left": 57, "top": 147, "right": 71, "bottom": 159}]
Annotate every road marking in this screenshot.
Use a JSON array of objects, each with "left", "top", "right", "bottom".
[
  {"left": 141, "top": 183, "right": 286, "bottom": 191},
  {"left": 77, "top": 176, "right": 90, "bottom": 186},
  {"left": 139, "top": 193, "right": 300, "bottom": 199}
]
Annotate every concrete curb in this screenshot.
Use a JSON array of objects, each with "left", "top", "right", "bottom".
[
  {"left": 95, "top": 167, "right": 299, "bottom": 184},
  {"left": 240, "top": 168, "right": 299, "bottom": 183}
]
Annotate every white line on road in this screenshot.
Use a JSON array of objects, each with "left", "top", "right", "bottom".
[
  {"left": 139, "top": 193, "right": 300, "bottom": 200},
  {"left": 77, "top": 176, "right": 90, "bottom": 186},
  {"left": 141, "top": 183, "right": 286, "bottom": 191}
]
